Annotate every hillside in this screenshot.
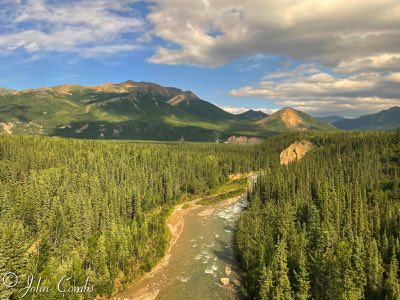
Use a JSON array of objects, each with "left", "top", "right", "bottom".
[
  {"left": 334, "top": 106, "right": 400, "bottom": 130},
  {"left": 257, "top": 107, "right": 336, "bottom": 131}
]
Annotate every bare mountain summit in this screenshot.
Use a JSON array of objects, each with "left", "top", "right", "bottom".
[{"left": 258, "top": 107, "right": 336, "bottom": 132}]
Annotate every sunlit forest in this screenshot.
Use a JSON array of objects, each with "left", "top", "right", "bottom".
[
  {"left": 1, "top": 131, "right": 399, "bottom": 299},
  {"left": 235, "top": 131, "right": 400, "bottom": 299},
  {"left": 0, "top": 136, "right": 266, "bottom": 299}
]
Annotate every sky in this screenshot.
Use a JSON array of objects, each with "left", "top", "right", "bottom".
[{"left": 1, "top": 0, "right": 400, "bottom": 117}]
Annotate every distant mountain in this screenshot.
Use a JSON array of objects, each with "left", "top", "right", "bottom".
[
  {"left": 0, "top": 81, "right": 337, "bottom": 141},
  {"left": 333, "top": 107, "right": 400, "bottom": 130},
  {"left": 317, "top": 116, "right": 347, "bottom": 124},
  {"left": 257, "top": 107, "right": 336, "bottom": 131},
  {"left": 237, "top": 109, "right": 268, "bottom": 120}
]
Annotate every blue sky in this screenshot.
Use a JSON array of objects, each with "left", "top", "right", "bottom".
[
  {"left": 1, "top": 0, "right": 400, "bottom": 117},
  {"left": 0, "top": 46, "right": 280, "bottom": 111}
]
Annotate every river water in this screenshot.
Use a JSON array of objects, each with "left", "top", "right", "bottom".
[{"left": 116, "top": 176, "right": 256, "bottom": 300}]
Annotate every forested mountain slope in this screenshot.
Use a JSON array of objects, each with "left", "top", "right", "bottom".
[
  {"left": 0, "top": 136, "right": 268, "bottom": 299},
  {"left": 0, "top": 81, "right": 333, "bottom": 141},
  {"left": 235, "top": 131, "right": 400, "bottom": 299}
]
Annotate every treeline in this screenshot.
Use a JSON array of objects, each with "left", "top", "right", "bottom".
[
  {"left": 0, "top": 136, "right": 266, "bottom": 299},
  {"left": 235, "top": 131, "right": 400, "bottom": 299}
]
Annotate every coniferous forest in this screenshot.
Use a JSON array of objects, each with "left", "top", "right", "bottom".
[
  {"left": 235, "top": 131, "right": 400, "bottom": 299},
  {"left": 2, "top": 1, "right": 400, "bottom": 298},
  {"left": 0, "top": 135, "right": 266, "bottom": 299},
  {"left": 0, "top": 131, "right": 399, "bottom": 299}
]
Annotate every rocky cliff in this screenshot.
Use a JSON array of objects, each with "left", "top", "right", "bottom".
[
  {"left": 280, "top": 140, "right": 314, "bottom": 166},
  {"left": 225, "top": 136, "right": 263, "bottom": 145}
]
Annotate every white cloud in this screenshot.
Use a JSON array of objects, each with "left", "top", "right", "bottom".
[
  {"left": 263, "top": 63, "right": 321, "bottom": 80},
  {"left": 0, "top": 0, "right": 145, "bottom": 57},
  {"left": 336, "top": 53, "right": 400, "bottom": 73},
  {"left": 230, "top": 64, "right": 400, "bottom": 116},
  {"left": 148, "top": 0, "right": 400, "bottom": 71}
]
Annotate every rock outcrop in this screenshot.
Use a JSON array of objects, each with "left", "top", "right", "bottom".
[
  {"left": 280, "top": 140, "right": 314, "bottom": 166},
  {"left": 225, "top": 135, "right": 263, "bottom": 145}
]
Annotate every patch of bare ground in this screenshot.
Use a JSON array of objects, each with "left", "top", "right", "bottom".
[
  {"left": 0, "top": 122, "right": 15, "bottom": 134},
  {"left": 281, "top": 108, "right": 310, "bottom": 130}
]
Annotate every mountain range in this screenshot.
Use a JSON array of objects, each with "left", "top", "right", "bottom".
[
  {"left": 333, "top": 106, "right": 400, "bottom": 130},
  {"left": 0, "top": 81, "right": 398, "bottom": 141}
]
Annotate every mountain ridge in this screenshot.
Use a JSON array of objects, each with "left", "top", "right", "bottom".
[
  {"left": 333, "top": 106, "right": 400, "bottom": 130},
  {"left": 1, "top": 80, "right": 396, "bottom": 141}
]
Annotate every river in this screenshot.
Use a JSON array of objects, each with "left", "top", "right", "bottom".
[{"left": 115, "top": 176, "right": 257, "bottom": 300}]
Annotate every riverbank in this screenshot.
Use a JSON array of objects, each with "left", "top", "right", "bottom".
[{"left": 113, "top": 186, "right": 250, "bottom": 299}]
